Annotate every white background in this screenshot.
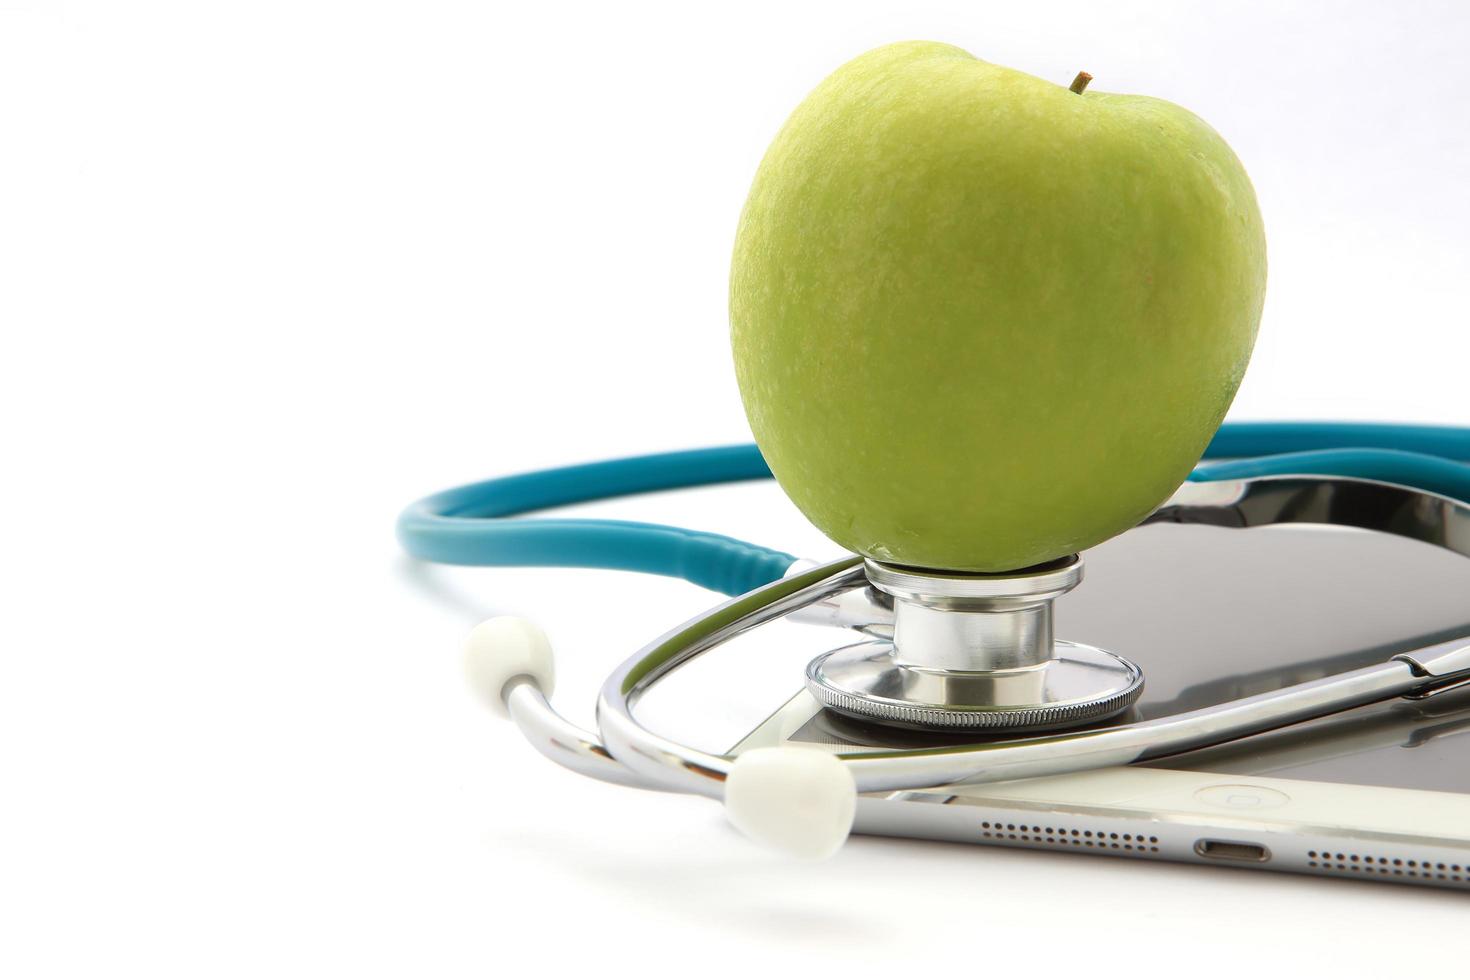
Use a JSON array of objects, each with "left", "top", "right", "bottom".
[{"left": 4, "top": 1, "right": 1469, "bottom": 976}]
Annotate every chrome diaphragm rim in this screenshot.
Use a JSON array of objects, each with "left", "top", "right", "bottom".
[{"left": 804, "top": 639, "right": 1145, "bottom": 732}]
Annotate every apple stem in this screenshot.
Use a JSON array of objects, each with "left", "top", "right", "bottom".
[{"left": 1069, "top": 71, "right": 1092, "bottom": 95}]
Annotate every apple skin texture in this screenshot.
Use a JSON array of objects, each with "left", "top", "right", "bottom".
[{"left": 731, "top": 41, "right": 1266, "bottom": 572}]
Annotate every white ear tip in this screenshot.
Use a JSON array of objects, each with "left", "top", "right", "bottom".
[
  {"left": 462, "top": 616, "right": 554, "bottom": 719},
  {"left": 723, "top": 747, "right": 856, "bottom": 859}
]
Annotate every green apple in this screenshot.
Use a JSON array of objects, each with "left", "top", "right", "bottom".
[{"left": 731, "top": 41, "right": 1266, "bottom": 572}]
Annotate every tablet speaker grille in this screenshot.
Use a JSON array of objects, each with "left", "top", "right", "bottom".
[
  {"left": 1307, "top": 849, "right": 1466, "bottom": 883},
  {"left": 979, "top": 821, "right": 1160, "bottom": 853}
]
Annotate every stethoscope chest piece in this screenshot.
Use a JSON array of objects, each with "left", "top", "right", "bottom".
[{"left": 804, "top": 555, "right": 1144, "bottom": 731}]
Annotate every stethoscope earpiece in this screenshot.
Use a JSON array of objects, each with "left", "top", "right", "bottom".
[
  {"left": 463, "top": 616, "right": 554, "bottom": 721},
  {"left": 724, "top": 747, "right": 857, "bottom": 860}
]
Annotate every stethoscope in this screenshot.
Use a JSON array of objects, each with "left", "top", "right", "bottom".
[{"left": 399, "top": 421, "right": 1470, "bottom": 858}]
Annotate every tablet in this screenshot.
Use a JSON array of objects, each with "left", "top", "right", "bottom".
[{"left": 730, "top": 521, "right": 1470, "bottom": 888}]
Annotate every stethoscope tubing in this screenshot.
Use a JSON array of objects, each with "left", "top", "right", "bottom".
[
  {"left": 397, "top": 444, "right": 795, "bottom": 595},
  {"left": 398, "top": 421, "right": 1470, "bottom": 596}
]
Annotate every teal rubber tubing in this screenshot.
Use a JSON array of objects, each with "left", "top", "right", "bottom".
[
  {"left": 396, "top": 445, "right": 796, "bottom": 596},
  {"left": 1193, "top": 421, "right": 1470, "bottom": 501},
  {"left": 1201, "top": 421, "right": 1470, "bottom": 461},
  {"left": 397, "top": 422, "right": 1470, "bottom": 595},
  {"left": 1191, "top": 448, "right": 1470, "bottom": 501}
]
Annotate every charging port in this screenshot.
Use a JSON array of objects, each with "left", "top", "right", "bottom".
[{"left": 1194, "top": 839, "right": 1270, "bottom": 862}]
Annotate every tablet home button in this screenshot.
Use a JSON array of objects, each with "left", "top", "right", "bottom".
[{"left": 1194, "top": 784, "right": 1290, "bottom": 810}]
